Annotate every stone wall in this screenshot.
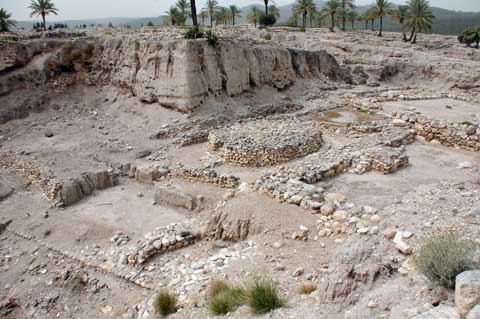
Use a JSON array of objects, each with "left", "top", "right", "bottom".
[
  {"left": 392, "top": 112, "right": 480, "bottom": 151},
  {"left": 208, "top": 119, "right": 324, "bottom": 167}
]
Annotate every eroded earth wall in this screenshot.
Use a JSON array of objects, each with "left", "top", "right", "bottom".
[{"left": 97, "top": 38, "right": 352, "bottom": 111}]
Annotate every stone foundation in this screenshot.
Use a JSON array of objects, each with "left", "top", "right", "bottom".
[
  {"left": 392, "top": 111, "right": 480, "bottom": 151},
  {"left": 208, "top": 119, "right": 323, "bottom": 167}
]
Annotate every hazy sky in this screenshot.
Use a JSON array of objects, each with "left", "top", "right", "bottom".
[{"left": 1, "top": 0, "right": 479, "bottom": 21}]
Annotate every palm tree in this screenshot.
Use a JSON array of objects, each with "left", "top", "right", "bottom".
[
  {"left": 0, "top": 8, "right": 15, "bottom": 32},
  {"left": 288, "top": 12, "right": 300, "bottom": 27},
  {"left": 360, "top": 12, "right": 368, "bottom": 30},
  {"left": 189, "top": 0, "right": 198, "bottom": 29},
  {"left": 229, "top": 5, "right": 241, "bottom": 25},
  {"left": 262, "top": 0, "right": 269, "bottom": 15},
  {"left": 392, "top": 5, "right": 409, "bottom": 41},
  {"left": 405, "top": 0, "right": 434, "bottom": 43},
  {"left": 203, "top": 0, "right": 219, "bottom": 27},
  {"left": 199, "top": 10, "right": 208, "bottom": 26},
  {"left": 341, "top": 0, "right": 354, "bottom": 31},
  {"left": 321, "top": 0, "right": 342, "bottom": 32},
  {"left": 176, "top": 0, "right": 190, "bottom": 16},
  {"left": 247, "top": 6, "right": 261, "bottom": 27},
  {"left": 29, "top": 0, "right": 58, "bottom": 30},
  {"left": 216, "top": 7, "right": 229, "bottom": 25},
  {"left": 165, "top": 6, "right": 181, "bottom": 26},
  {"left": 366, "top": 7, "right": 377, "bottom": 31},
  {"left": 269, "top": 5, "right": 281, "bottom": 20},
  {"left": 347, "top": 10, "right": 359, "bottom": 30},
  {"left": 371, "top": 0, "right": 394, "bottom": 36},
  {"left": 294, "top": 0, "right": 317, "bottom": 30}
]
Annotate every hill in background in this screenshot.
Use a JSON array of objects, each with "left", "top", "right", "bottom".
[{"left": 13, "top": 1, "right": 480, "bottom": 36}]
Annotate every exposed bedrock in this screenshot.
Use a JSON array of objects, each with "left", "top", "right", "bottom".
[{"left": 97, "top": 38, "right": 353, "bottom": 112}]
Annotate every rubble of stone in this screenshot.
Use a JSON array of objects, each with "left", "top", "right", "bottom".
[{"left": 208, "top": 119, "right": 323, "bottom": 166}]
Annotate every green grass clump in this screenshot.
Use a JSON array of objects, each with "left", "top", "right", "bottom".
[
  {"left": 153, "top": 290, "right": 177, "bottom": 317},
  {"left": 208, "top": 280, "right": 244, "bottom": 315},
  {"left": 243, "top": 277, "right": 285, "bottom": 314},
  {"left": 414, "top": 232, "right": 478, "bottom": 289}
]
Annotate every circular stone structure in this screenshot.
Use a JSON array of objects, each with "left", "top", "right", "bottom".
[{"left": 208, "top": 119, "right": 323, "bottom": 167}]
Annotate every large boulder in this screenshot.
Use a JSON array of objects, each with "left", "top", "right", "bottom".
[{"left": 456, "top": 270, "right": 480, "bottom": 318}]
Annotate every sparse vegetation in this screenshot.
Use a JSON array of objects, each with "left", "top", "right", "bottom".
[
  {"left": 298, "top": 282, "right": 317, "bottom": 294},
  {"left": 184, "top": 26, "right": 204, "bottom": 39},
  {"left": 243, "top": 277, "right": 285, "bottom": 314},
  {"left": 414, "top": 232, "right": 478, "bottom": 289},
  {"left": 46, "top": 42, "right": 96, "bottom": 75},
  {"left": 153, "top": 290, "right": 178, "bottom": 317},
  {"left": 205, "top": 29, "right": 219, "bottom": 46}
]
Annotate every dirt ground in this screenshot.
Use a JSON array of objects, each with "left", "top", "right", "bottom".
[{"left": 1, "top": 26, "right": 479, "bottom": 319}]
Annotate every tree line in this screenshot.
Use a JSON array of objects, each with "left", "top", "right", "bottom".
[
  {"left": 0, "top": 0, "right": 478, "bottom": 48},
  {"left": 289, "top": 0, "right": 435, "bottom": 43}
]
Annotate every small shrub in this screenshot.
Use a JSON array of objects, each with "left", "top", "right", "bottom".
[
  {"left": 82, "top": 43, "right": 95, "bottom": 59},
  {"left": 184, "top": 26, "right": 205, "bottom": 40},
  {"left": 259, "top": 14, "right": 277, "bottom": 27},
  {"left": 205, "top": 30, "right": 219, "bottom": 47},
  {"left": 209, "top": 289, "right": 239, "bottom": 315},
  {"left": 208, "top": 279, "right": 230, "bottom": 298},
  {"left": 153, "top": 290, "right": 177, "bottom": 317},
  {"left": 298, "top": 282, "right": 316, "bottom": 294},
  {"left": 207, "top": 280, "right": 244, "bottom": 315},
  {"left": 414, "top": 232, "right": 478, "bottom": 289},
  {"left": 243, "top": 277, "right": 285, "bottom": 314}
]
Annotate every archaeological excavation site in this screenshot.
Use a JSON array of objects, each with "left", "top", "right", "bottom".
[{"left": 1, "top": 1, "right": 480, "bottom": 318}]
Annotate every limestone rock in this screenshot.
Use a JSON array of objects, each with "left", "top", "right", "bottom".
[
  {"left": 154, "top": 185, "right": 198, "bottom": 211},
  {"left": 467, "top": 305, "right": 480, "bottom": 319},
  {"left": 456, "top": 270, "right": 480, "bottom": 318},
  {"left": 414, "top": 305, "right": 459, "bottom": 319}
]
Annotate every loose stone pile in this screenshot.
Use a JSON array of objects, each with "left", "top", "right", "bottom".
[
  {"left": 124, "top": 224, "right": 201, "bottom": 266},
  {"left": 208, "top": 119, "right": 324, "bottom": 167},
  {"left": 391, "top": 111, "right": 480, "bottom": 151}
]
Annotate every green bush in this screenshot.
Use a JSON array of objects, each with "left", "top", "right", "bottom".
[
  {"left": 243, "top": 277, "right": 285, "bottom": 314},
  {"left": 208, "top": 280, "right": 244, "bottom": 315},
  {"left": 153, "top": 290, "right": 177, "bottom": 317},
  {"left": 184, "top": 26, "right": 205, "bottom": 40},
  {"left": 259, "top": 14, "right": 277, "bottom": 27},
  {"left": 414, "top": 232, "right": 478, "bottom": 289},
  {"left": 205, "top": 30, "right": 219, "bottom": 46},
  {"left": 209, "top": 289, "right": 240, "bottom": 315},
  {"left": 82, "top": 43, "right": 95, "bottom": 59}
]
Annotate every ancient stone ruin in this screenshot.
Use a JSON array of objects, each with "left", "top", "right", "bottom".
[{"left": 0, "top": 20, "right": 479, "bottom": 319}]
